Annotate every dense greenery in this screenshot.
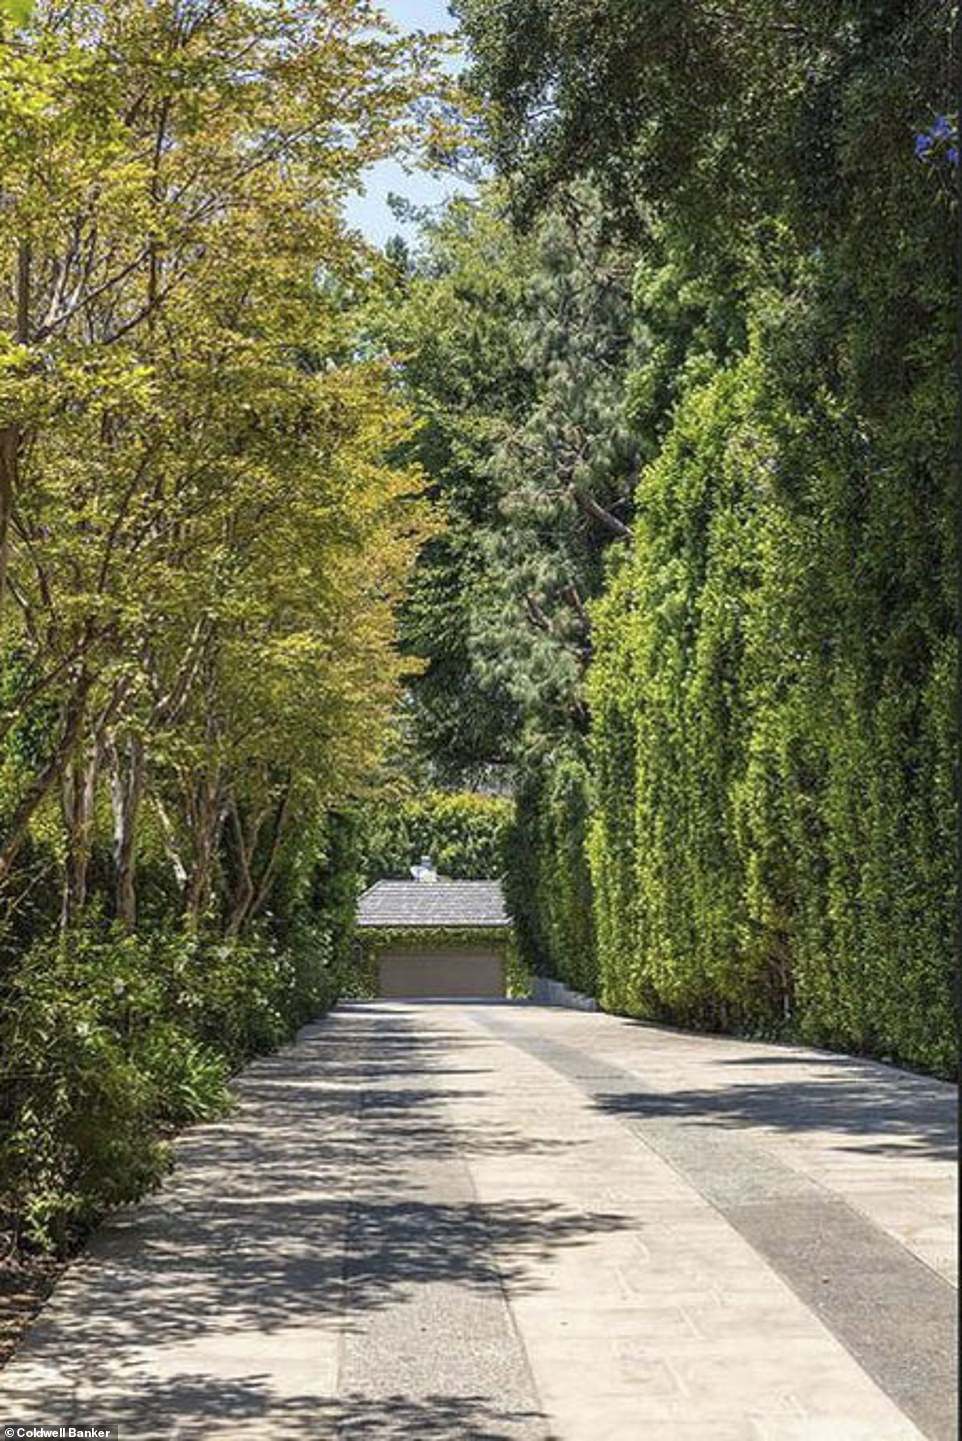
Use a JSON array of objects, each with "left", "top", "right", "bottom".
[
  {"left": 358, "top": 791, "right": 511, "bottom": 885},
  {"left": 0, "top": 920, "right": 340, "bottom": 1252},
  {"left": 589, "top": 335, "right": 955, "bottom": 1071},
  {"left": 0, "top": 0, "right": 447, "bottom": 1254},
  {"left": 503, "top": 756, "right": 596, "bottom": 996},
  {"left": 392, "top": 1, "right": 957, "bottom": 1074},
  {"left": 375, "top": 198, "right": 532, "bottom": 785},
  {"left": 0, "top": 0, "right": 955, "bottom": 1266}
]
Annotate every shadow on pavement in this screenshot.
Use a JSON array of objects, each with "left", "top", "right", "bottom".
[
  {"left": 77, "top": 1375, "right": 555, "bottom": 1440},
  {"left": 3, "top": 1005, "right": 618, "bottom": 1440},
  {"left": 594, "top": 1065, "right": 957, "bottom": 1160}
]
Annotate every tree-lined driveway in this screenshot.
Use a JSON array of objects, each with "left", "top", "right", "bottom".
[{"left": 0, "top": 1002, "right": 956, "bottom": 1440}]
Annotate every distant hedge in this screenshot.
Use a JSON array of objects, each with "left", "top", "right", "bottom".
[
  {"left": 358, "top": 792, "right": 512, "bottom": 884},
  {"left": 502, "top": 757, "right": 596, "bottom": 995}
]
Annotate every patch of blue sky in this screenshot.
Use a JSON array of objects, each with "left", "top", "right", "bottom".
[{"left": 344, "top": 0, "right": 475, "bottom": 250}]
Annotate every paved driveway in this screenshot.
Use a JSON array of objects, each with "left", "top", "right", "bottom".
[{"left": 0, "top": 1001, "right": 956, "bottom": 1440}]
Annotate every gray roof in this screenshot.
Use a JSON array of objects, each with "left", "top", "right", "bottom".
[{"left": 356, "top": 880, "right": 509, "bottom": 929}]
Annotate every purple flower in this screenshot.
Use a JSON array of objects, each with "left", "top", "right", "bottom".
[
  {"left": 914, "top": 132, "right": 932, "bottom": 158},
  {"left": 948, "top": 146, "right": 959, "bottom": 166},
  {"left": 930, "top": 115, "right": 952, "bottom": 140}
]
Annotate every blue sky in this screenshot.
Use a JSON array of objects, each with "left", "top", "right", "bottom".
[{"left": 343, "top": 0, "right": 472, "bottom": 249}]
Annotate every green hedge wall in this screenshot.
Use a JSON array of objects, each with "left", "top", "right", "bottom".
[
  {"left": 587, "top": 331, "right": 956, "bottom": 1076},
  {"left": 503, "top": 756, "right": 597, "bottom": 994},
  {"left": 358, "top": 791, "right": 512, "bottom": 884},
  {"left": 586, "top": 565, "right": 642, "bottom": 1015}
]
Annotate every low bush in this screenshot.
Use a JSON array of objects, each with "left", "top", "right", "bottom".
[{"left": 0, "top": 921, "right": 339, "bottom": 1254}]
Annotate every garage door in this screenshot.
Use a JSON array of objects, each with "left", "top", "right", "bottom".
[{"left": 377, "top": 947, "right": 505, "bottom": 999}]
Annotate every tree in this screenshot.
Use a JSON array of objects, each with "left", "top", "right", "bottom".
[
  {"left": 445, "top": 0, "right": 956, "bottom": 1072},
  {"left": 0, "top": 0, "right": 444, "bottom": 923},
  {"left": 470, "top": 186, "right": 639, "bottom": 757},
  {"left": 372, "top": 193, "right": 531, "bottom": 784},
  {"left": 379, "top": 184, "right": 641, "bottom": 777}
]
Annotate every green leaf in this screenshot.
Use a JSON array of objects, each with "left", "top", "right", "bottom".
[{"left": 0, "top": 0, "right": 34, "bottom": 24}]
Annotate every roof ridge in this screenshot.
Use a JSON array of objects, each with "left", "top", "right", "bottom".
[
  {"left": 363, "top": 878, "right": 503, "bottom": 887},
  {"left": 356, "top": 876, "right": 508, "bottom": 929}
]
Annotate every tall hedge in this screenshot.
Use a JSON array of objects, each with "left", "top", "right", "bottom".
[
  {"left": 588, "top": 316, "right": 955, "bottom": 1075},
  {"left": 503, "top": 755, "right": 597, "bottom": 993}
]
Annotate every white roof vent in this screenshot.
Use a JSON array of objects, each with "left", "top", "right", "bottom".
[{"left": 410, "top": 855, "right": 438, "bottom": 883}]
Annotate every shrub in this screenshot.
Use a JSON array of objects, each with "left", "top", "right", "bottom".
[{"left": 0, "top": 920, "right": 339, "bottom": 1254}]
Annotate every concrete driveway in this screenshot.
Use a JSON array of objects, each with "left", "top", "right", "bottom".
[{"left": 0, "top": 1001, "right": 956, "bottom": 1440}]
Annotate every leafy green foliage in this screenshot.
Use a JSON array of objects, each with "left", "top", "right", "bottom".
[
  {"left": 0, "top": 0, "right": 449, "bottom": 1256},
  {"left": 358, "top": 791, "right": 512, "bottom": 884},
  {"left": 0, "top": 923, "right": 340, "bottom": 1253},
  {"left": 470, "top": 188, "right": 639, "bottom": 757},
  {"left": 436, "top": 0, "right": 957, "bottom": 1076},
  {"left": 589, "top": 316, "right": 955, "bottom": 1074},
  {"left": 503, "top": 754, "right": 596, "bottom": 995},
  {"left": 374, "top": 196, "right": 532, "bottom": 784},
  {"left": 0, "top": 0, "right": 32, "bottom": 24},
  {"left": 382, "top": 191, "right": 640, "bottom": 999}
]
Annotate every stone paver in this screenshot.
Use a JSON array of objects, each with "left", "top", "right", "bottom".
[
  {"left": 0, "top": 1001, "right": 955, "bottom": 1441},
  {"left": 468, "top": 1005, "right": 957, "bottom": 1440}
]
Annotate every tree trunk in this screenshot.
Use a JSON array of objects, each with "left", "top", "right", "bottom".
[
  {"left": 1, "top": 239, "right": 31, "bottom": 614},
  {"left": 0, "top": 424, "right": 17, "bottom": 618},
  {"left": 110, "top": 733, "right": 145, "bottom": 930},
  {"left": 182, "top": 772, "right": 225, "bottom": 931},
  {"left": 60, "top": 742, "right": 101, "bottom": 930},
  {"left": 0, "top": 670, "right": 93, "bottom": 886},
  {"left": 247, "top": 782, "right": 293, "bottom": 922},
  {"left": 224, "top": 795, "right": 258, "bottom": 940},
  {"left": 153, "top": 795, "right": 187, "bottom": 889}
]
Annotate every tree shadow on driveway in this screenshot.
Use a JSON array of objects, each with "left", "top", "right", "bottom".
[
  {"left": 61, "top": 1374, "right": 556, "bottom": 1440},
  {"left": 1, "top": 1005, "right": 617, "bottom": 1440},
  {"left": 593, "top": 1062, "right": 957, "bottom": 1161}
]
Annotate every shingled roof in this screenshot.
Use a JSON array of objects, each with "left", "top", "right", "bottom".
[{"left": 356, "top": 879, "right": 509, "bottom": 929}]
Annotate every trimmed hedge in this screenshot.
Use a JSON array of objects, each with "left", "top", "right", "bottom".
[
  {"left": 358, "top": 792, "right": 512, "bottom": 884},
  {"left": 502, "top": 756, "right": 597, "bottom": 995},
  {"left": 587, "top": 333, "right": 955, "bottom": 1076}
]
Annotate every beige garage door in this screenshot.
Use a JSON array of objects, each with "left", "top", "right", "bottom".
[{"left": 378, "top": 947, "right": 505, "bottom": 999}]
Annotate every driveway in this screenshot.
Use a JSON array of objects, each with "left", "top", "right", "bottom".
[{"left": 0, "top": 1001, "right": 956, "bottom": 1440}]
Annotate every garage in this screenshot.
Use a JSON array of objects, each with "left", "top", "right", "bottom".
[
  {"left": 377, "top": 947, "right": 505, "bottom": 999},
  {"left": 356, "top": 875, "right": 510, "bottom": 999}
]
